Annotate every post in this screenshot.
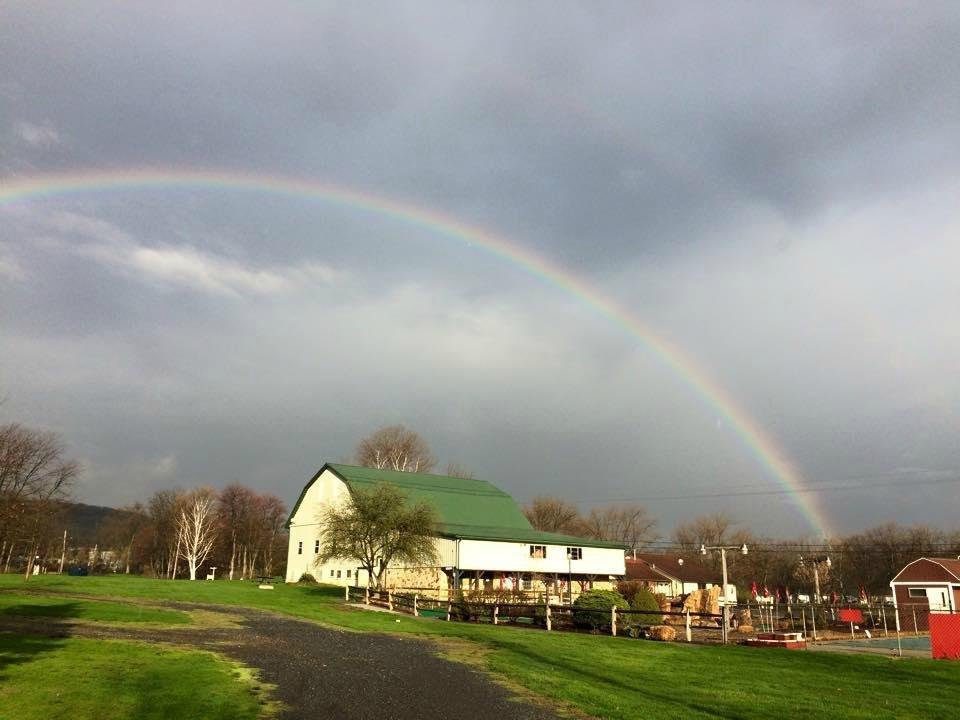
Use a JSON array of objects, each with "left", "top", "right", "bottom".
[
  {"left": 814, "top": 565, "right": 821, "bottom": 609},
  {"left": 364, "top": 586, "right": 370, "bottom": 605},
  {"left": 850, "top": 621, "right": 855, "bottom": 640},
  {"left": 545, "top": 601, "right": 552, "bottom": 632},
  {"left": 446, "top": 599, "right": 452, "bottom": 622},
  {"left": 413, "top": 594, "right": 419, "bottom": 618},
  {"left": 493, "top": 604, "right": 499, "bottom": 625},
  {"left": 58, "top": 530, "right": 67, "bottom": 575},
  {"left": 811, "top": 605, "right": 817, "bottom": 641},
  {"left": 388, "top": 591, "right": 393, "bottom": 612},
  {"left": 685, "top": 610, "right": 692, "bottom": 643},
  {"left": 567, "top": 552, "right": 573, "bottom": 606},
  {"left": 801, "top": 607, "right": 807, "bottom": 638},
  {"left": 611, "top": 606, "right": 617, "bottom": 637},
  {"left": 345, "top": 584, "right": 349, "bottom": 601},
  {"left": 912, "top": 606, "right": 919, "bottom": 637},
  {"left": 882, "top": 604, "right": 888, "bottom": 637},
  {"left": 720, "top": 548, "right": 729, "bottom": 646}
]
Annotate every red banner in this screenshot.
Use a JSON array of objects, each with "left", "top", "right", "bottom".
[{"left": 838, "top": 608, "right": 863, "bottom": 623}]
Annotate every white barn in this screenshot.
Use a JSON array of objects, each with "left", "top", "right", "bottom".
[{"left": 285, "top": 463, "right": 626, "bottom": 596}]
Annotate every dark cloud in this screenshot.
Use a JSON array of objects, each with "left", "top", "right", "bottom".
[{"left": 2, "top": 2, "right": 959, "bottom": 537}]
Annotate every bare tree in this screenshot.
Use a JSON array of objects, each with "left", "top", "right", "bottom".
[
  {"left": 523, "top": 496, "right": 588, "bottom": 536},
  {"left": 356, "top": 425, "right": 436, "bottom": 473},
  {"left": 585, "top": 503, "right": 657, "bottom": 551},
  {"left": 317, "top": 483, "right": 437, "bottom": 588},
  {"left": 217, "top": 484, "right": 256, "bottom": 580},
  {"left": 0, "top": 423, "right": 78, "bottom": 578},
  {"left": 443, "top": 462, "right": 474, "bottom": 479},
  {"left": 673, "top": 512, "right": 740, "bottom": 551},
  {"left": 176, "top": 488, "right": 218, "bottom": 580}
]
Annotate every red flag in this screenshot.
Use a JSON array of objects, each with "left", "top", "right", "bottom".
[
  {"left": 785, "top": 586, "right": 792, "bottom": 602},
  {"left": 763, "top": 584, "right": 770, "bottom": 598},
  {"left": 751, "top": 581, "right": 758, "bottom": 598},
  {"left": 859, "top": 585, "right": 867, "bottom": 602},
  {"left": 775, "top": 587, "right": 782, "bottom": 602}
]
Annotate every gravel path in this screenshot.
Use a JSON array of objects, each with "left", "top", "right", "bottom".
[{"left": 1, "top": 602, "right": 562, "bottom": 720}]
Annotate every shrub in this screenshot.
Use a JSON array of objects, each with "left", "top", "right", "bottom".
[
  {"left": 572, "top": 589, "right": 630, "bottom": 631},
  {"left": 298, "top": 572, "right": 317, "bottom": 584},
  {"left": 631, "top": 587, "right": 661, "bottom": 613}
]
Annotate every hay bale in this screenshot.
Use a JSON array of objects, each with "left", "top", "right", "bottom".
[
  {"left": 682, "top": 586, "right": 721, "bottom": 615},
  {"left": 648, "top": 625, "right": 677, "bottom": 642},
  {"left": 736, "top": 624, "right": 754, "bottom": 634}
]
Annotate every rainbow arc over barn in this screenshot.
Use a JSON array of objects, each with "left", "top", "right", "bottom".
[{"left": 0, "top": 167, "right": 832, "bottom": 538}]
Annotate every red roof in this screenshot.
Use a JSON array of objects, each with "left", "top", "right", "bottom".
[
  {"left": 892, "top": 557, "right": 960, "bottom": 583},
  {"left": 625, "top": 554, "right": 719, "bottom": 584}
]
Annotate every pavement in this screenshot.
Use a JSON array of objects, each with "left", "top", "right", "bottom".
[{"left": 1, "top": 602, "right": 562, "bottom": 720}]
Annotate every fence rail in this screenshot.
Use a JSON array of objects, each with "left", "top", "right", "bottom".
[{"left": 345, "top": 586, "right": 724, "bottom": 643}]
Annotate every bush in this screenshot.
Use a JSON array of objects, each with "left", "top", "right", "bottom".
[
  {"left": 631, "top": 587, "right": 661, "bottom": 613},
  {"left": 572, "top": 589, "right": 630, "bottom": 631},
  {"left": 298, "top": 572, "right": 317, "bottom": 584}
]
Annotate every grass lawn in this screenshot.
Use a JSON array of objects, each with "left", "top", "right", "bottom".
[
  {"left": 3, "top": 574, "right": 959, "bottom": 719},
  {"left": 0, "top": 592, "right": 190, "bottom": 624},
  {"left": 0, "top": 634, "right": 264, "bottom": 720}
]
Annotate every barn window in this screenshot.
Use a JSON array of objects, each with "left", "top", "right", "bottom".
[
  {"left": 330, "top": 569, "right": 335, "bottom": 577},
  {"left": 336, "top": 570, "right": 342, "bottom": 578},
  {"left": 297, "top": 541, "right": 303, "bottom": 555},
  {"left": 566, "top": 547, "right": 582, "bottom": 560},
  {"left": 530, "top": 545, "right": 547, "bottom": 559},
  {"left": 347, "top": 570, "right": 351, "bottom": 578},
  {"left": 314, "top": 539, "right": 319, "bottom": 554},
  {"left": 908, "top": 588, "right": 926, "bottom": 598}
]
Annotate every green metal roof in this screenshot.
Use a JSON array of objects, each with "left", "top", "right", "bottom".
[{"left": 287, "top": 463, "right": 626, "bottom": 550}]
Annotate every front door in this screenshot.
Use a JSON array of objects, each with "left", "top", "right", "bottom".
[{"left": 927, "top": 587, "right": 950, "bottom": 612}]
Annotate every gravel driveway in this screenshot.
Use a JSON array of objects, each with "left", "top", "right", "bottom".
[{"left": 1, "top": 602, "right": 562, "bottom": 720}]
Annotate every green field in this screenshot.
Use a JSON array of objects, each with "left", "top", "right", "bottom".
[
  {"left": 0, "top": 592, "right": 190, "bottom": 624},
  {"left": 3, "top": 574, "right": 959, "bottom": 719},
  {"left": 0, "top": 634, "right": 263, "bottom": 720}
]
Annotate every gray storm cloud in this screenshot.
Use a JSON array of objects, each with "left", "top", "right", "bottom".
[{"left": 2, "top": 2, "right": 959, "bottom": 537}]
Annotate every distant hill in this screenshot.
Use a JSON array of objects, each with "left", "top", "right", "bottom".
[{"left": 57, "top": 502, "right": 131, "bottom": 546}]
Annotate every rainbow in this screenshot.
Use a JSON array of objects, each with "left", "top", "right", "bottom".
[{"left": 0, "top": 167, "right": 832, "bottom": 537}]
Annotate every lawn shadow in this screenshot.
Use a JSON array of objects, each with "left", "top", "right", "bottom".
[{"left": 0, "top": 603, "right": 79, "bottom": 681}]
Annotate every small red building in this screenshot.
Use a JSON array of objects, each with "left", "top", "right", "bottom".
[{"left": 889, "top": 557, "right": 960, "bottom": 632}]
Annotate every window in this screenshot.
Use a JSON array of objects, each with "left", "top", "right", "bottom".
[
  {"left": 336, "top": 570, "right": 342, "bottom": 578},
  {"left": 314, "top": 539, "right": 319, "bottom": 554},
  {"left": 297, "top": 541, "right": 302, "bottom": 555},
  {"left": 566, "top": 547, "right": 582, "bottom": 560},
  {"left": 530, "top": 545, "right": 546, "bottom": 559},
  {"left": 330, "top": 569, "right": 335, "bottom": 577},
  {"left": 908, "top": 588, "right": 926, "bottom": 598},
  {"left": 347, "top": 569, "right": 351, "bottom": 578}
]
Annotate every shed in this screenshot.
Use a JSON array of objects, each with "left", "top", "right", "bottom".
[{"left": 889, "top": 557, "right": 960, "bottom": 632}]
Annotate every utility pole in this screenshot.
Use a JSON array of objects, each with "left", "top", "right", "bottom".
[
  {"left": 58, "top": 530, "right": 67, "bottom": 574},
  {"left": 799, "top": 555, "right": 830, "bottom": 641},
  {"left": 701, "top": 543, "right": 748, "bottom": 645}
]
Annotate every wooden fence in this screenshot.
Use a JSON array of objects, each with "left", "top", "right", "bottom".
[{"left": 345, "top": 586, "right": 724, "bottom": 643}]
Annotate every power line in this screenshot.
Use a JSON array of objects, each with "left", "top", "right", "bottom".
[{"left": 549, "top": 471, "right": 960, "bottom": 505}]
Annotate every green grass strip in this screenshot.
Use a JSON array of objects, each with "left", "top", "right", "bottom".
[
  {"left": 0, "top": 634, "right": 261, "bottom": 720},
  {"left": 0, "top": 592, "right": 190, "bottom": 624}
]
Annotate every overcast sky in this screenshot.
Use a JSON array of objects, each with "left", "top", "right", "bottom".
[{"left": 2, "top": 2, "right": 959, "bottom": 539}]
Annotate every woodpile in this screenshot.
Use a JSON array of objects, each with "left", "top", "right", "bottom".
[{"left": 647, "top": 625, "right": 677, "bottom": 642}]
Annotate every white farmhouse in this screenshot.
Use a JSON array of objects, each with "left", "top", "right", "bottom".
[{"left": 285, "top": 463, "right": 626, "bottom": 596}]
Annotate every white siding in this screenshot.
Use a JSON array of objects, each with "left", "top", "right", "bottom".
[{"left": 457, "top": 539, "right": 625, "bottom": 576}]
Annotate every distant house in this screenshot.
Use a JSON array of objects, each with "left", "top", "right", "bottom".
[
  {"left": 285, "top": 463, "right": 626, "bottom": 596},
  {"left": 889, "top": 557, "right": 960, "bottom": 631},
  {"left": 625, "top": 553, "right": 723, "bottom": 598}
]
